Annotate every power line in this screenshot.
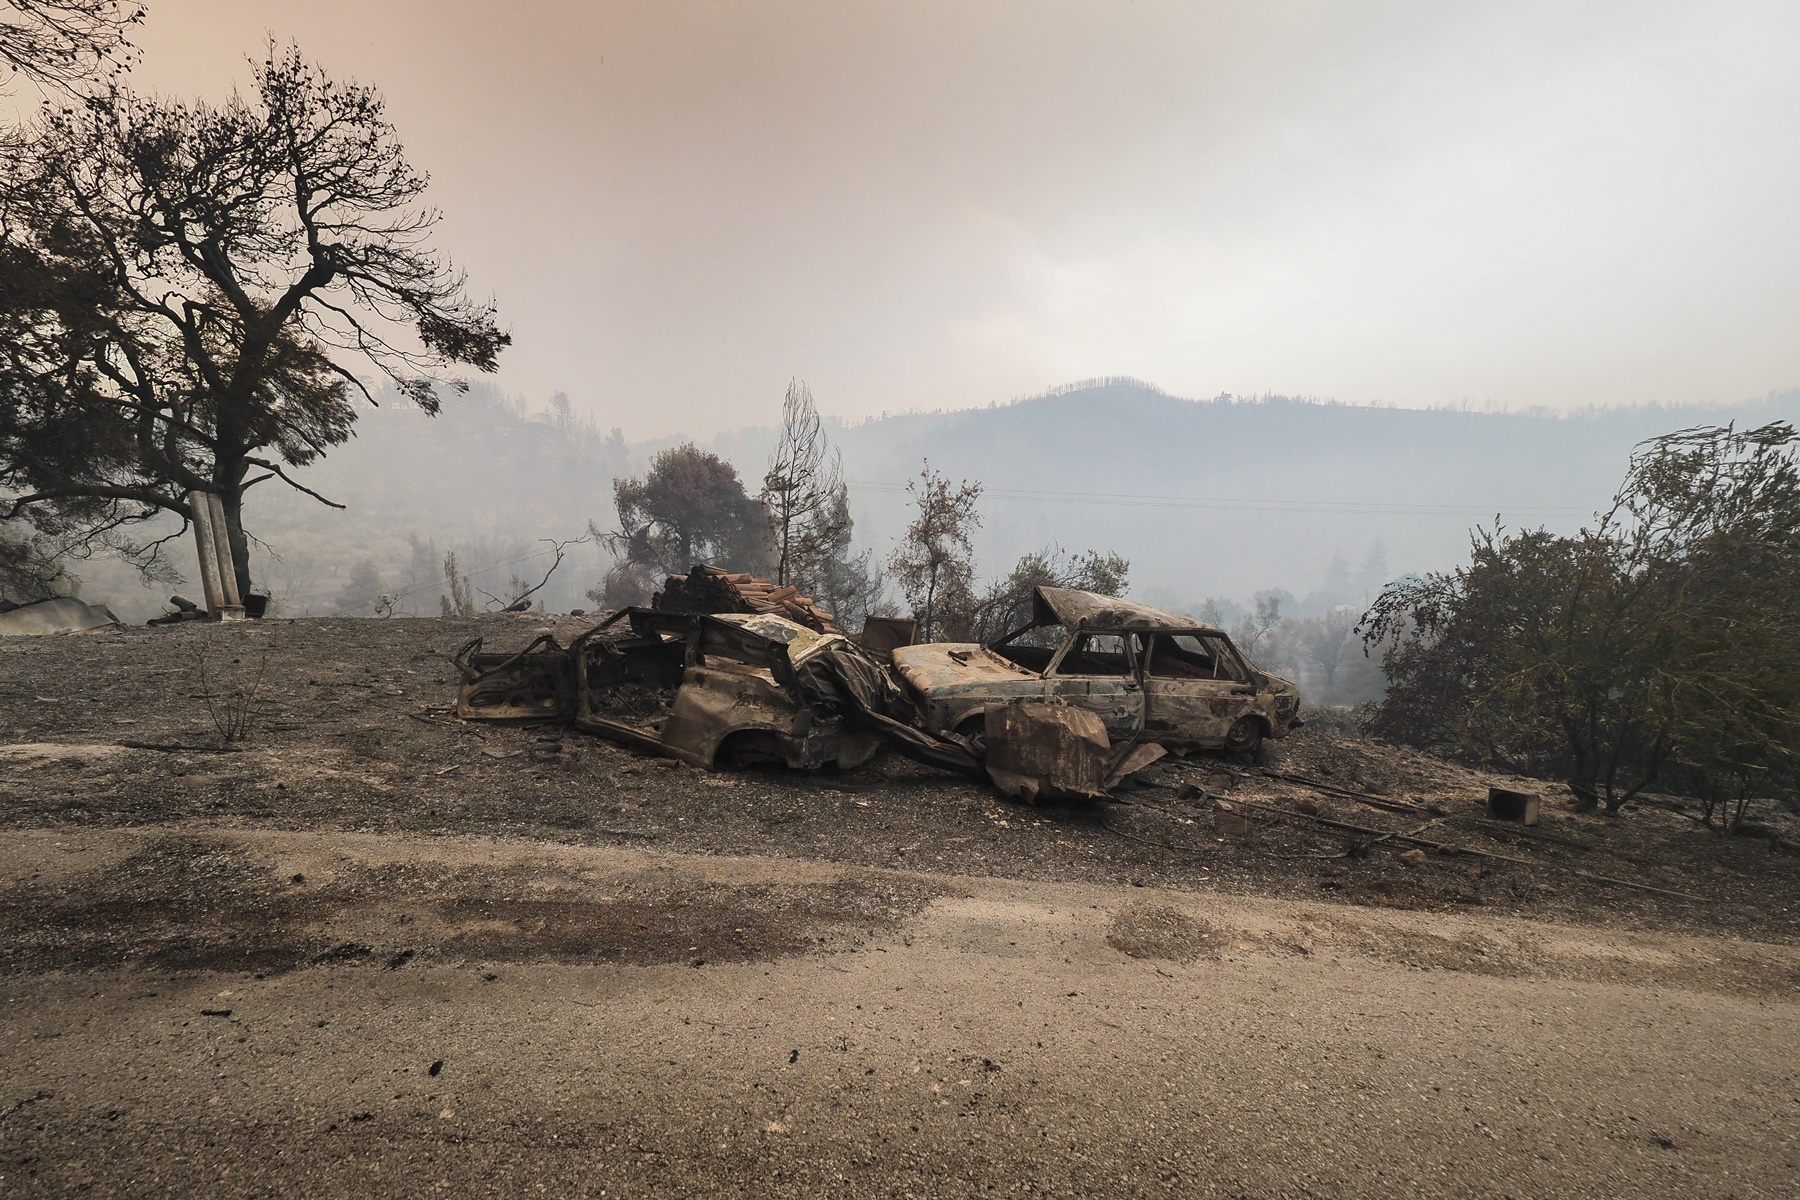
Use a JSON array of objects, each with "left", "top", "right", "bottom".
[{"left": 844, "top": 480, "right": 1591, "bottom": 519}]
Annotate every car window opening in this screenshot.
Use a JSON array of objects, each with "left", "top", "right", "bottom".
[
  {"left": 1141, "top": 633, "right": 1247, "bottom": 681},
  {"left": 1054, "top": 632, "right": 1133, "bottom": 676},
  {"left": 989, "top": 621, "right": 1065, "bottom": 672}
]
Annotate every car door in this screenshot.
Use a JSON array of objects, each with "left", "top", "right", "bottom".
[
  {"left": 1136, "top": 632, "right": 1256, "bottom": 746},
  {"left": 1042, "top": 630, "right": 1142, "bottom": 739}
]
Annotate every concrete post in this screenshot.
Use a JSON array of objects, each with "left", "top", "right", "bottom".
[
  {"left": 205, "top": 491, "right": 243, "bottom": 608},
  {"left": 187, "top": 489, "right": 227, "bottom": 614}
]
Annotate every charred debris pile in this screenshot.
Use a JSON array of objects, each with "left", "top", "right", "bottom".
[
  {"left": 455, "top": 565, "right": 1305, "bottom": 804},
  {"left": 653, "top": 565, "right": 841, "bottom": 632}
]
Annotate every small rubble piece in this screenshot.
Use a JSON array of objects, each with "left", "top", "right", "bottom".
[
  {"left": 653, "top": 564, "right": 838, "bottom": 632},
  {"left": 147, "top": 594, "right": 210, "bottom": 626},
  {"left": 0, "top": 596, "right": 121, "bottom": 636},
  {"left": 1398, "top": 848, "right": 1429, "bottom": 867},
  {"left": 1487, "top": 787, "right": 1541, "bottom": 826},
  {"left": 1214, "top": 804, "right": 1251, "bottom": 837}
]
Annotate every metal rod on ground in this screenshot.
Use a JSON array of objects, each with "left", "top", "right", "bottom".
[
  {"left": 1226, "top": 797, "right": 1537, "bottom": 864},
  {"left": 186, "top": 489, "right": 226, "bottom": 615},
  {"left": 1228, "top": 797, "right": 1706, "bottom": 900},
  {"left": 1261, "top": 769, "right": 1421, "bottom": 813},
  {"left": 1261, "top": 768, "right": 1606, "bottom": 853}
]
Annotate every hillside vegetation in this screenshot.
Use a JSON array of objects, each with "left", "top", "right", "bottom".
[{"left": 61, "top": 381, "right": 1799, "bottom": 626}]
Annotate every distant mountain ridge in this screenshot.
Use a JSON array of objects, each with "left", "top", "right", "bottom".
[
  {"left": 699, "top": 381, "right": 1800, "bottom": 606},
  {"left": 73, "top": 378, "right": 1791, "bottom": 620}
]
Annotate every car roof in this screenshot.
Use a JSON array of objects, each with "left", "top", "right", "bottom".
[{"left": 1033, "top": 586, "right": 1225, "bottom": 635}]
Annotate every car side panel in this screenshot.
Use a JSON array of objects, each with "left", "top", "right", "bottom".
[
  {"left": 1142, "top": 678, "right": 1250, "bottom": 747},
  {"left": 1042, "top": 674, "right": 1142, "bottom": 741}
]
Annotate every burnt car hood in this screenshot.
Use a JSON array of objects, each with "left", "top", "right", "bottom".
[{"left": 890, "top": 643, "right": 1042, "bottom": 697}]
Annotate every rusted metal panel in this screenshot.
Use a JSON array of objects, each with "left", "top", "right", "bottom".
[
  {"left": 0, "top": 597, "right": 121, "bottom": 637},
  {"left": 660, "top": 662, "right": 880, "bottom": 770},
  {"left": 1104, "top": 741, "right": 1168, "bottom": 788},
  {"left": 981, "top": 701, "right": 1111, "bottom": 803},
  {"left": 858, "top": 616, "right": 917, "bottom": 656},
  {"left": 1039, "top": 673, "right": 1142, "bottom": 742},
  {"left": 1032, "top": 586, "right": 1225, "bottom": 634},
  {"left": 890, "top": 643, "right": 1051, "bottom": 733},
  {"left": 454, "top": 635, "right": 574, "bottom": 721},
  {"left": 1141, "top": 678, "right": 1244, "bottom": 747}
]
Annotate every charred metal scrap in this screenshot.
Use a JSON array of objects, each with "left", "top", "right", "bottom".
[
  {"left": 455, "top": 607, "right": 980, "bottom": 776},
  {"left": 454, "top": 584, "right": 1301, "bottom": 802}
]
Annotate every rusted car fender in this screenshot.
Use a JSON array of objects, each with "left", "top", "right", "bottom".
[{"left": 659, "top": 664, "right": 880, "bottom": 770}]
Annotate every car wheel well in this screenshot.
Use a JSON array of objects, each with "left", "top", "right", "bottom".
[{"left": 714, "top": 728, "right": 787, "bottom": 769}]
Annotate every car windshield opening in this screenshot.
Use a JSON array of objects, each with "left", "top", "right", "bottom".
[{"left": 989, "top": 621, "right": 1064, "bottom": 672}]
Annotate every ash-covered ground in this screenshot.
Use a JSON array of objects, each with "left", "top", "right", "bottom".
[{"left": 3, "top": 612, "right": 1794, "bottom": 943}]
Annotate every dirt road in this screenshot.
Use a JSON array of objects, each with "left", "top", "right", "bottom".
[{"left": 4, "top": 827, "right": 1796, "bottom": 1198}]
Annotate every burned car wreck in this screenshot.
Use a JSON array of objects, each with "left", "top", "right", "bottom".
[
  {"left": 455, "top": 606, "right": 974, "bottom": 775},
  {"left": 454, "top": 585, "right": 1298, "bottom": 802},
  {"left": 891, "top": 586, "right": 1301, "bottom": 756}
]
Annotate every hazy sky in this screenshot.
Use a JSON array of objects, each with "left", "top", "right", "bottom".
[{"left": 94, "top": 2, "right": 1800, "bottom": 434}]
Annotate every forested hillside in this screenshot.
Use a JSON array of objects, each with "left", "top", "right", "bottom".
[{"left": 69, "top": 380, "right": 1799, "bottom": 633}]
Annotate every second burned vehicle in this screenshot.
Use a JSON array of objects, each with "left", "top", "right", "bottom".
[
  {"left": 890, "top": 586, "right": 1302, "bottom": 755},
  {"left": 455, "top": 607, "right": 893, "bottom": 771}
]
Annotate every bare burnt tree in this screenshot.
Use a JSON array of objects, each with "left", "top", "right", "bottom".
[
  {"left": 478, "top": 534, "right": 589, "bottom": 611},
  {"left": 1301, "top": 606, "right": 1356, "bottom": 692},
  {"left": 967, "top": 545, "right": 1128, "bottom": 644},
  {"left": 887, "top": 461, "right": 982, "bottom": 643},
  {"left": 0, "top": 45, "right": 508, "bottom": 597},
  {"left": 762, "top": 379, "right": 842, "bottom": 587},
  {"left": 793, "top": 484, "right": 885, "bottom": 632},
  {"left": 1234, "top": 591, "right": 1283, "bottom": 658},
  {"left": 0, "top": 0, "right": 140, "bottom": 92}
]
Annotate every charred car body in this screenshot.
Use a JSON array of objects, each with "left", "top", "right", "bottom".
[
  {"left": 890, "top": 586, "right": 1301, "bottom": 755},
  {"left": 456, "top": 608, "right": 887, "bottom": 770},
  {"left": 455, "top": 586, "right": 1297, "bottom": 796}
]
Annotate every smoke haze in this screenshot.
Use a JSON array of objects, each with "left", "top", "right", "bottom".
[{"left": 86, "top": 1, "right": 1800, "bottom": 437}]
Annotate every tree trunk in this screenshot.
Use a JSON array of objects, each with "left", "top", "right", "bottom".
[
  {"left": 776, "top": 501, "right": 792, "bottom": 587},
  {"left": 217, "top": 461, "right": 254, "bottom": 601},
  {"left": 1568, "top": 783, "right": 1599, "bottom": 811},
  {"left": 923, "top": 567, "right": 938, "bottom": 644}
]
